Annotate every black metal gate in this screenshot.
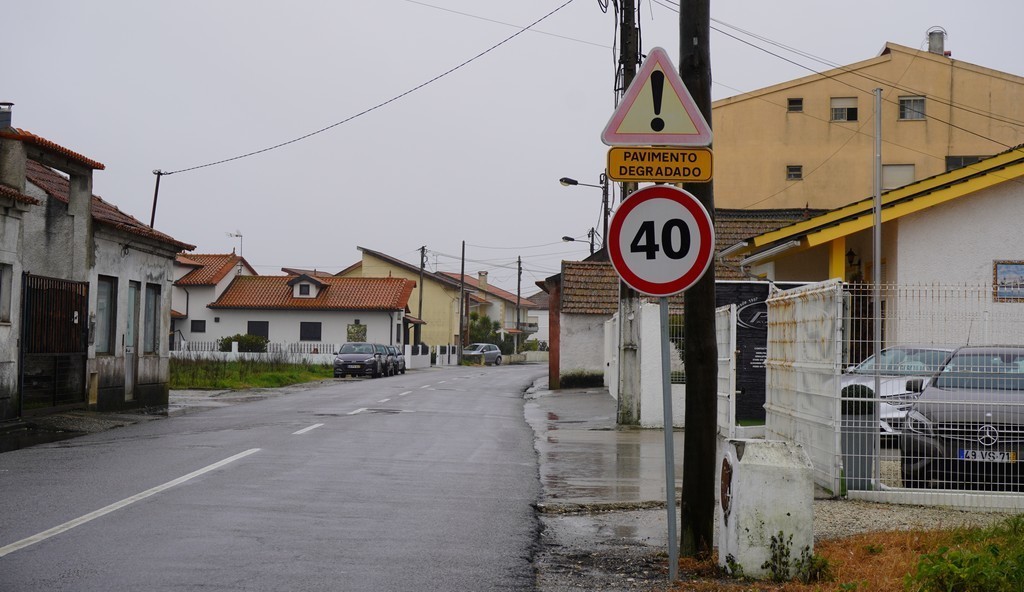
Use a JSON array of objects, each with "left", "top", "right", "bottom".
[{"left": 20, "top": 274, "right": 89, "bottom": 415}]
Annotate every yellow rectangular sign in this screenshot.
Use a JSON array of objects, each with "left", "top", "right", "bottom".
[{"left": 607, "top": 147, "right": 713, "bottom": 183}]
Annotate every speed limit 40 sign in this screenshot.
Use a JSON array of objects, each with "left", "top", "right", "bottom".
[{"left": 608, "top": 185, "right": 714, "bottom": 297}]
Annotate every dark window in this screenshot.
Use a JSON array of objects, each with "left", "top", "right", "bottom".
[
  {"left": 787, "top": 98, "right": 803, "bottom": 112},
  {"left": 830, "top": 97, "right": 858, "bottom": 122},
  {"left": 191, "top": 319, "right": 207, "bottom": 333},
  {"left": 300, "top": 322, "right": 321, "bottom": 341},
  {"left": 299, "top": 284, "right": 310, "bottom": 296},
  {"left": 898, "top": 96, "right": 926, "bottom": 120},
  {"left": 786, "top": 165, "right": 803, "bottom": 181},
  {"left": 96, "top": 276, "right": 117, "bottom": 354},
  {"left": 946, "top": 155, "right": 986, "bottom": 172},
  {"left": 144, "top": 283, "right": 161, "bottom": 354},
  {"left": 247, "top": 321, "right": 269, "bottom": 339}
]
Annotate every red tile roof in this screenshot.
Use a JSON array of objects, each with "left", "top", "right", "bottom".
[
  {"left": 24, "top": 160, "right": 195, "bottom": 251},
  {"left": 442, "top": 273, "right": 536, "bottom": 308},
  {"left": 0, "top": 183, "right": 39, "bottom": 205},
  {"left": 175, "top": 253, "right": 256, "bottom": 286},
  {"left": 209, "top": 275, "right": 415, "bottom": 311},
  {"left": 0, "top": 128, "right": 105, "bottom": 170}
]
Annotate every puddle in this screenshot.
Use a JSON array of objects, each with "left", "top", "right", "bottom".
[{"left": 0, "top": 425, "right": 83, "bottom": 453}]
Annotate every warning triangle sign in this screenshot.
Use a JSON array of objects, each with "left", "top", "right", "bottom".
[{"left": 601, "top": 47, "right": 712, "bottom": 147}]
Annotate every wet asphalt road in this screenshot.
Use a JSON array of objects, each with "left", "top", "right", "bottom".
[{"left": 0, "top": 366, "right": 545, "bottom": 591}]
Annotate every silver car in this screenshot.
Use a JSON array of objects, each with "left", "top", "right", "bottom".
[
  {"left": 841, "top": 345, "right": 954, "bottom": 438},
  {"left": 463, "top": 343, "right": 502, "bottom": 366},
  {"left": 901, "top": 346, "right": 1024, "bottom": 490}
]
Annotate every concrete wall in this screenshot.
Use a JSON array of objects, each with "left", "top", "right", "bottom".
[
  {"left": 638, "top": 303, "right": 686, "bottom": 428},
  {"left": 558, "top": 312, "right": 606, "bottom": 377},
  {"left": 0, "top": 200, "right": 26, "bottom": 419}
]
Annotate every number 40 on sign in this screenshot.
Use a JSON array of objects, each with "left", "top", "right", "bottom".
[{"left": 608, "top": 185, "right": 715, "bottom": 297}]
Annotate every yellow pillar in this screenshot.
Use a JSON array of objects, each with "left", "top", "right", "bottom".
[{"left": 829, "top": 237, "right": 846, "bottom": 280}]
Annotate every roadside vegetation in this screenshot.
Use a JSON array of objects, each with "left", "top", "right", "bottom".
[
  {"left": 170, "top": 356, "right": 332, "bottom": 390},
  {"left": 667, "top": 515, "right": 1024, "bottom": 591}
]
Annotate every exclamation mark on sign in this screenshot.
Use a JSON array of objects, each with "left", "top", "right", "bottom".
[{"left": 650, "top": 70, "right": 665, "bottom": 132}]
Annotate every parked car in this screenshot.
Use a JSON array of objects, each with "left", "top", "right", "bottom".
[
  {"left": 463, "top": 343, "right": 502, "bottom": 366},
  {"left": 333, "top": 342, "right": 387, "bottom": 378},
  {"left": 900, "top": 345, "right": 1024, "bottom": 490},
  {"left": 841, "top": 345, "right": 955, "bottom": 439},
  {"left": 387, "top": 345, "right": 406, "bottom": 375}
]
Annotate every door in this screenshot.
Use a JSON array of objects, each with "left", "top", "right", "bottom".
[{"left": 125, "top": 281, "right": 140, "bottom": 401}]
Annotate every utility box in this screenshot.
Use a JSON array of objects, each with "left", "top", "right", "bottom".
[{"left": 717, "top": 439, "right": 813, "bottom": 579}]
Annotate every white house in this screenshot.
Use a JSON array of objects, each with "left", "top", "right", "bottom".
[{"left": 171, "top": 252, "right": 257, "bottom": 344}]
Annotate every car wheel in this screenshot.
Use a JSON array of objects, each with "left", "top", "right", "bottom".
[
  {"left": 372, "top": 365, "right": 381, "bottom": 378},
  {"left": 334, "top": 372, "right": 343, "bottom": 378},
  {"left": 900, "top": 462, "right": 932, "bottom": 489},
  {"left": 400, "top": 367, "right": 406, "bottom": 374},
  {"left": 494, "top": 356, "right": 502, "bottom": 366}
]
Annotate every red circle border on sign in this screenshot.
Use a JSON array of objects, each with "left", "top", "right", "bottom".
[{"left": 608, "top": 185, "right": 714, "bottom": 297}]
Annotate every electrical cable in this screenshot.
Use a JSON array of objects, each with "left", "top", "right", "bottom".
[{"left": 159, "top": 0, "right": 578, "bottom": 177}]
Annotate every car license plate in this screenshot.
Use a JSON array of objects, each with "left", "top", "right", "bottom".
[
  {"left": 347, "top": 364, "right": 361, "bottom": 369},
  {"left": 958, "top": 449, "right": 1017, "bottom": 463}
]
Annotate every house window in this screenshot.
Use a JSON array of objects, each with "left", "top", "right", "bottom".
[
  {"left": 142, "top": 283, "right": 161, "bottom": 354},
  {"left": 882, "top": 164, "right": 915, "bottom": 190},
  {"left": 0, "top": 264, "right": 11, "bottom": 323},
  {"left": 191, "top": 319, "right": 206, "bottom": 333},
  {"left": 298, "top": 284, "right": 311, "bottom": 296},
  {"left": 247, "top": 321, "right": 269, "bottom": 340},
  {"left": 299, "top": 321, "right": 321, "bottom": 341},
  {"left": 96, "top": 276, "right": 117, "bottom": 354},
  {"left": 786, "top": 165, "right": 803, "bottom": 181},
  {"left": 830, "top": 97, "right": 858, "bottom": 122},
  {"left": 787, "top": 98, "right": 803, "bottom": 113},
  {"left": 898, "top": 96, "right": 926, "bottom": 120},
  {"left": 946, "top": 155, "right": 985, "bottom": 171}
]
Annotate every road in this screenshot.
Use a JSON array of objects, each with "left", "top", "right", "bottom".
[{"left": 0, "top": 365, "right": 546, "bottom": 591}]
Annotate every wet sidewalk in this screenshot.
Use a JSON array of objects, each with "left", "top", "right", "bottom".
[{"left": 525, "top": 378, "right": 684, "bottom": 590}]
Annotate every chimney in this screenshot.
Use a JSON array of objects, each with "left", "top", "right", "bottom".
[
  {"left": 0, "top": 102, "right": 12, "bottom": 130},
  {"left": 477, "top": 271, "right": 488, "bottom": 291},
  {"left": 927, "top": 28, "right": 946, "bottom": 56}
]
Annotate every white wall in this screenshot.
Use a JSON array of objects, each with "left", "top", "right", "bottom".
[
  {"left": 897, "top": 181, "right": 1024, "bottom": 284},
  {"left": 559, "top": 312, "right": 606, "bottom": 375},
  {"left": 638, "top": 303, "right": 686, "bottom": 428}
]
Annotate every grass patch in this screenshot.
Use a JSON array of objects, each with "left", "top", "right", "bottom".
[
  {"left": 666, "top": 516, "right": 1024, "bottom": 591},
  {"left": 170, "top": 356, "right": 333, "bottom": 390}
]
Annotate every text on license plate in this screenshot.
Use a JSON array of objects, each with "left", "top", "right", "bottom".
[
  {"left": 347, "top": 364, "right": 361, "bottom": 369},
  {"left": 959, "top": 449, "right": 1017, "bottom": 463}
]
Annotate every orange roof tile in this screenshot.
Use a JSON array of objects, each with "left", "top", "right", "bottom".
[
  {"left": 24, "top": 160, "right": 194, "bottom": 251},
  {"left": 175, "top": 253, "right": 256, "bottom": 286},
  {"left": 0, "top": 128, "right": 105, "bottom": 170},
  {"left": 209, "top": 275, "right": 415, "bottom": 311},
  {"left": 0, "top": 183, "right": 39, "bottom": 205},
  {"left": 442, "top": 272, "right": 537, "bottom": 308}
]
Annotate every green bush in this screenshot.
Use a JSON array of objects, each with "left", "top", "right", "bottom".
[
  {"left": 218, "top": 333, "right": 269, "bottom": 353},
  {"left": 559, "top": 370, "right": 604, "bottom": 389},
  {"left": 906, "top": 516, "right": 1024, "bottom": 592}
]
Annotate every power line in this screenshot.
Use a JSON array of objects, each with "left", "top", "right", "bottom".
[{"left": 160, "top": 0, "right": 578, "bottom": 177}]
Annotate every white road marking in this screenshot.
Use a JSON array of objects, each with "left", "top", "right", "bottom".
[
  {"left": 292, "top": 423, "right": 324, "bottom": 435},
  {"left": 420, "top": 385, "right": 431, "bottom": 389},
  {"left": 398, "top": 391, "right": 412, "bottom": 397},
  {"left": 347, "top": 408, "right": 367, "bottom": 416},
  {"left": 0, "top": 448, "right": 261, "bottom": 558},
  {"left": 378, "top": 398, "right": 391, "bottom": 403}
]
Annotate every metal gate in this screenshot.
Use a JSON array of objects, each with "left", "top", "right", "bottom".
[{"left": 20, "top": 274, "right": 89, "bottom": 415}]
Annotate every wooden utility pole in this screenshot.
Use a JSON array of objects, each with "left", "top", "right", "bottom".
[
  {"left": 678, "top": 0, "right": 717, "bottom": 558},
  {"left": 616, "top": 0, "right": 643, "bottom": 426}
]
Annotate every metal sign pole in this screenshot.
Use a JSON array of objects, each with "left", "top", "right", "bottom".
[{"left": 660, "top": 296, "right": 679, "bottom": 581}]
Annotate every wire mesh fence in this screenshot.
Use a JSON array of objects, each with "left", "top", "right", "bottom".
[{"left": 768, "top": 280, "right": 1024, "bottom": 507}]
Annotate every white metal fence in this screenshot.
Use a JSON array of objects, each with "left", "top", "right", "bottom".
[{"left": 766, "top": 280, "right": 1024, "bottom": 510}]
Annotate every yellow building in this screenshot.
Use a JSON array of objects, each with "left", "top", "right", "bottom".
[
  {"left": 712, "top": 34, "right": 1024, "bottom": 211},
  {"left": 336, "top": 247, "right": 465, "bottom": 346}
]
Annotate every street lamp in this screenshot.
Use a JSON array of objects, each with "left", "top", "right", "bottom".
[
  {"left": 559, "top": 172, "right": 610, "bottom": 250},
  {"left": 562, "top": 229, "right": 596, "bottom": 255}
]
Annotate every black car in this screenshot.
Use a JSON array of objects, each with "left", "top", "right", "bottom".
[
  {"left": 901, "top": 345, "right": 1024, "bottom": 490},
  {"left": 333, "top": 342, "right": 387, "bottom": 378}
]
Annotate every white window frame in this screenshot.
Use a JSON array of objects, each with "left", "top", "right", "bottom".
[{"left": 899, "top": 96, "right": 926, "bottom": 120}]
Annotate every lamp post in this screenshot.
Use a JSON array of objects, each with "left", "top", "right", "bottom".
[
  {"left": 562, "top": 229, "right": 596, "bottom": 255},
  {"left": 559, "top": 172, "right": 610, "bottom": 250}
]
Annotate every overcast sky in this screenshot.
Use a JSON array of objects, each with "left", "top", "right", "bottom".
[{"left": 8, "top": 1, "right": 1023, "bottom": 294}]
